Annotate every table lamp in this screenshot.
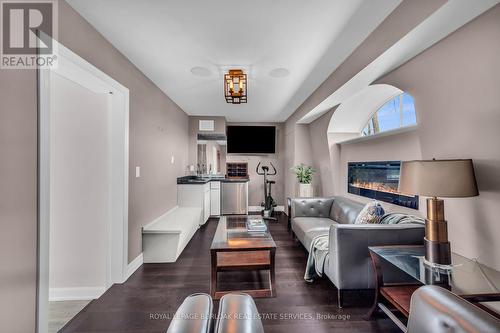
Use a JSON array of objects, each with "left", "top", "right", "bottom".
[{"left": 399, "top": 159, "right": 479, "bottom": 265}]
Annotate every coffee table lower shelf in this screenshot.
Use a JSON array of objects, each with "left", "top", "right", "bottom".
[{"left": 210, "top": 249, "right": 276, "bottom": 300}]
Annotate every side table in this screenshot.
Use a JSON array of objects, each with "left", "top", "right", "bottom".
[{"left": 367, "top": 245, "right": 500, "bottom": 330}]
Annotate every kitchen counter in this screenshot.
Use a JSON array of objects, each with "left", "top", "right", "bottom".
[{"left": 177, "top": 175, "right": 249, "bottom": 185}]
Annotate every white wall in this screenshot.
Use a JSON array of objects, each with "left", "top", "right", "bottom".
[
  {"left": 49, "top": 73, "right": 108, "bottom": 295},
  {"left": 285, "top": 124, "right": 316, "bottom": 197},
  {"left": 308, "top": 110, "right": 335, "bottom": 196},
  {"left": 284, "top": 123, "right": 295, "bottom": 200}
]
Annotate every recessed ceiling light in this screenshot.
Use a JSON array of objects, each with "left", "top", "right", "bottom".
[
  {"left": 190, "top": 66, "right": 212, "bottom": 77},
  {"left": 269, "top": 68, "right": 290, "bottom": 78}
]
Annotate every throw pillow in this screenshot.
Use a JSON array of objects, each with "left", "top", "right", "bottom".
[{"left": 355, "top": 201, "right": 385, "bottom": 224}]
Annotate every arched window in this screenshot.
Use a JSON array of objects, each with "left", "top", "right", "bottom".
[{"left": 362, "top": 92, "right": 417, "bottom": 136}]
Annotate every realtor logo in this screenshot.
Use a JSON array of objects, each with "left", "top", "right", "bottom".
[{"left": 1, "top": 0, "right": 58, "bottom": 69}]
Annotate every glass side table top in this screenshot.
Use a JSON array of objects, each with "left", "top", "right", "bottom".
[
  {"left": 369, "top": 245, "right": 500, "bottom": 296},
  {"left": 211, "top": 216, "right": 276, "bottom": 251}
]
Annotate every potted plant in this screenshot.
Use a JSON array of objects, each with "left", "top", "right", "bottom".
[{"left": 291, "top": 164, "right": 316, "bottom": 197}]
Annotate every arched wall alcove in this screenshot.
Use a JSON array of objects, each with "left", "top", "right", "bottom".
[
  {"left": 327, "top": 84, "right": 403, "bottom": 141},
  {"left": 325, "top": 84, "right": 423, "bottom": 207}
]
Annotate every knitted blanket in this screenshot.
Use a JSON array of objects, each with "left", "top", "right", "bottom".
[{"left": 304, "top": 233, "right": 329, "bottom": 282}]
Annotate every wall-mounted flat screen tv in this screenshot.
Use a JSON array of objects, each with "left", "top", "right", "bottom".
[{"left": 227, "top": 126, "right": 276, "bottom": 154}]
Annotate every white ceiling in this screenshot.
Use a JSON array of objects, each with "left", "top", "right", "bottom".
[{"left": 66, "top": 0, "right": 401, "bottom": 122}]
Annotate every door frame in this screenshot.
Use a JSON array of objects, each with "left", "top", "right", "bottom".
[{"left": 37, "top": 39, "right": 129, "bottom": 333}]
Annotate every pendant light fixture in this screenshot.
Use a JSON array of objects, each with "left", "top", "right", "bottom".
[{"left": 224, "top": 69, "right": 247, "bottom": 104}]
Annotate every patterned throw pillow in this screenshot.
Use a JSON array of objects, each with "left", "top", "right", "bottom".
[{"left": 355, "top": 201, "right": 385, "bottom": 224}]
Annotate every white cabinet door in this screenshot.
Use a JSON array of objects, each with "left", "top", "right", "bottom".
[
  {"left": 210, "top": 188, "right": 220, "bottom": 216},
  {"left": 177, "top": 185, "right": 203, "bottom": 207},
  {"left": 203, "top": 188, "right": 210, "bottom": 222},
  {"left": 178, "top": 183, "right": 210, "bottom": 224}
]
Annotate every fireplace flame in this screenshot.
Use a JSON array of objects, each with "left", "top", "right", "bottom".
[{"left": 350, "top": 181, "right": 400, "bottom": 195}]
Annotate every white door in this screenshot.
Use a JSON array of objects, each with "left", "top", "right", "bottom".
[
  {"left": 210, "top": 181, "right": 221, "bottom": 216},
  {"left": 210, "top": 189, "right": 221, "bottom": 216}
]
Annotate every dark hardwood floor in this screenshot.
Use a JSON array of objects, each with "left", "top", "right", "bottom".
[{"left": 61, "top": 213, "right": 400, "bottom": 333}]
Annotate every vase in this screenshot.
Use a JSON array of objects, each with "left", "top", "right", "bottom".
[{"left": 298, "top": 183, "right": 313, "bottom": 197}]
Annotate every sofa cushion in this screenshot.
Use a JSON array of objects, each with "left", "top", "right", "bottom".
[
  {"left": 292, "top": 198, "right": 334, "bottom": 218},
  {"left": 330, "top": 197, "right": 364, "bottom": 224},
  {"left": 292, "top": 217, "right": 335, "bottom": 247},
  {"left": 355, "top": 201, "right": 385, "bottom": 224}
]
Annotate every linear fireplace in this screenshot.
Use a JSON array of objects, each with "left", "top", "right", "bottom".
[{"left": 348, "top": 161, "right": 419, "bottom": 209}]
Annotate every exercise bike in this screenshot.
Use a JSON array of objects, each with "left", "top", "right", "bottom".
[{"left": 256, "top": 162, "right": 277, "bottom": 220}]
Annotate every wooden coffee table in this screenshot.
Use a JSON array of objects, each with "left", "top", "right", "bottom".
[{"left": 210, "top": 216, "right": 276, "bottom": 299}]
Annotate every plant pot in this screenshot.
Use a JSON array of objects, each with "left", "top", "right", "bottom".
[{"left": 298, "top": 183, "right": 313, "bottom": 197}]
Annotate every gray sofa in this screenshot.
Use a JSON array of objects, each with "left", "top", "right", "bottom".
[{"left": 289, "top": 196, "right": 425, "bottom": 307}]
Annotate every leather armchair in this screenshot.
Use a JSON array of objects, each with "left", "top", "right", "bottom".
[
  {"left": 166, "top": 293, "right": 212, "bottom": 333},
  {"left": 166, "top": 292, "right": 264, "bottom": 333},
  {"left": 215, "top": 293, "right": 265, "bottom": 333},
  {"left": 408, "top": 286, "right": 500, "bottom": 333}
]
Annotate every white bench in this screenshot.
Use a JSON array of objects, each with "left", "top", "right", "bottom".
[{"left": 142, "top": 206, "right": 202, "bottom": 263}]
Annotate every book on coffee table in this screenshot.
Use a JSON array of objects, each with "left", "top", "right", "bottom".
[{"left": 246, "top": 217, "right": 267, "bottom": 232}]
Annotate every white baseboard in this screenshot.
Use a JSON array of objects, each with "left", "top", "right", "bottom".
[
  {"left": 124, "top": 253, "right": 143, "bottom": 282},
  {"left": 248, "top": 206, "right": 261, "bottom": 212},
  {"left": 275, "top": 205, "right": 285, "bottom": 212},
  {"left": 249, "top": 205, "right": 285, "bottom": 212},
  {"left": 49, "top": 286, "right": 105, "bottom": 301}
]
